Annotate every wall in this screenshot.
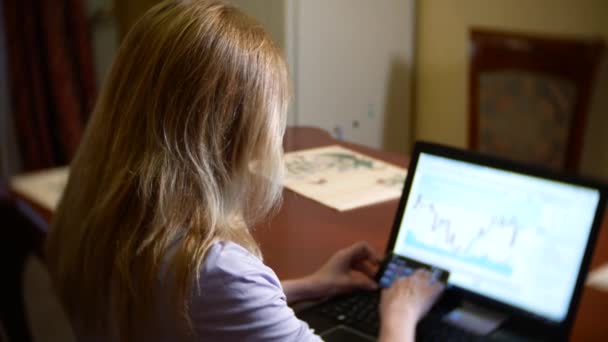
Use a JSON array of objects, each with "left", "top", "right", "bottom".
[
  {"left": 88, "top": 0, "right": 119, "bottom": 87},
  {"left": 228, "top": 0, "right": 296, "bottom": 125},
  {"left": 109, "top": 1, "right": 416, "bottom": 152},
  {"left": 232, "top": 1, "right": 416, "bottom": 151},
  {"left": 114, "top": 0, "right": 287, "bottom": 52},
  {"left": 229, "top": 0, "right": 286, "bottom": 51},
  {"left": 415, "top": 0, "right": 608, "bottom": 178},
  {"left": 294, "top": 0, "right": 415, "bottom": 150}
]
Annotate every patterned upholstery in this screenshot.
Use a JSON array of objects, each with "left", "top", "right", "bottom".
[{"left": 478, "top": 71, "right": 577, "bottom": 169}]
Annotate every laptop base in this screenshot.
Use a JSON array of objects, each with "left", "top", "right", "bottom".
[{"left": 298, "top": 290, "right": 555, "bottom": 342}]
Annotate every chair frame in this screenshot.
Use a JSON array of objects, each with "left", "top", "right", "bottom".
[{"left": 468, "top": 28, "right": 604, "bottom": 172}]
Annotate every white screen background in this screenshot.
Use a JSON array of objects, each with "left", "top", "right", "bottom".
[{"left": 393, "top": 154, "right": 600, "bottom": 322}]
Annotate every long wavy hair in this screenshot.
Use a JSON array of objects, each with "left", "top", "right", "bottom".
[{"left": 46, "top": 0, "right": 289, "bottom": 339}]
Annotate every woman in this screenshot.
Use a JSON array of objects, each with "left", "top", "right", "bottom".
[{"left": 46, "top": 0, "right": 443, "bottom": 341}]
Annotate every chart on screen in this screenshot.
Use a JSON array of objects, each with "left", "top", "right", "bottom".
[
  {"left": 404, "top": 194, "right": 521, "bottom": 276},
  {"left": 392, "top": 153, "right": 599, "bottom": 320}
]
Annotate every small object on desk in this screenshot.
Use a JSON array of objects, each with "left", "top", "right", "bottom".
[
  {"left": 283, "top": 145, "right": 407, "bottom": 211},
  {"left": 10, "top": 167, "right": 69, "bottom": 212},
  {"left": 587, "top": 263, "right": 608, "bottom": 291}
]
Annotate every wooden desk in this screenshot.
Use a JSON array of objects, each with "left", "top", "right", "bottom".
[
  {"left": 257, "top": 127, "right": 608, "bottom": 342},
  {"left": 12, "top": 126, "right": 608, "bottom": 341}
]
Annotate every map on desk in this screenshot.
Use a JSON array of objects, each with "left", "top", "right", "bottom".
[
  {"left": 588, "top": 264, "right": 608, "bottom": 292},
  {"left": 10, "top": 167, "right": 69, "bottom": 212},
  {"left": 283, "top": 145, "right": 407, "bottom": 211}
]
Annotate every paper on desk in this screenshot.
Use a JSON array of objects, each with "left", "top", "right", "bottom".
[
  {"left": 587, "top": 264, "right": 608, "bottom": 291},
  {"left": 283, "top": 145, "right": 407, "bottom": 211},
  {"left": 10, "top": 167, "right": 69, "bottom": 212}
]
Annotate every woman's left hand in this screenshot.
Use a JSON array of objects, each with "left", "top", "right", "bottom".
[
  {"left": 308, "top": 241, "right": 382, "bottom": 297},
  {"left": 282, "top": 241, "right": 382, "bottom": 304}
]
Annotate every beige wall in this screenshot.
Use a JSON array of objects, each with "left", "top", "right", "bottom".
[
  {"left": 229, "top": 0, "right": 286, "bottom": 51},
  {"left": 415, "top": 0, "right": 608, "bottom": 178},
  {"left": 233, "top": 1, "right": 416, "bottom": 150}
]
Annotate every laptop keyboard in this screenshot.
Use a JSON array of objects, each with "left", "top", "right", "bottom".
[
  {"left": 319, "top": 292, "right": 380, "bottom": 335},
  {"left": 317, "top": 291, "right": 484, "bottom": 341}
]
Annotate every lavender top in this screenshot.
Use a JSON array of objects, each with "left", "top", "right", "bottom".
[{"left": 184, "top": 241, "right": 322, "bottom": 341}]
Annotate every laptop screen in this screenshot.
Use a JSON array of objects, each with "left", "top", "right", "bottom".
[{"left": 393, "top": 153, "right": 601, "bottom": 323}]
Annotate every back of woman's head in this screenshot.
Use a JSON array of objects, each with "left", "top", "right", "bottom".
[{"left": 46, "top": 0, "right": 289, "bottom": 339}]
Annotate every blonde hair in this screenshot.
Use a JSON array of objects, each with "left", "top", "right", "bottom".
[{"left": 46, "top": 0, "right": 289, "bottom": 339}]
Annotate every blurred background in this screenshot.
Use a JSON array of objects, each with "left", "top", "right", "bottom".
[
  {"left": 1, "top": 0, "right": 607, "bottom": 179},
  {"left": 1, "top": 1, "right": 607, "bottom": 341}
]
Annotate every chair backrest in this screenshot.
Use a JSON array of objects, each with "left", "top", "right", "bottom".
[{"left": 469, "top": 28, "right": 604, "bottom": 172}]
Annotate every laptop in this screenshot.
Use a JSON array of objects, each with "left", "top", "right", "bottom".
[{"left": 297, "top": 142, "right": 606, "bottom": 341}]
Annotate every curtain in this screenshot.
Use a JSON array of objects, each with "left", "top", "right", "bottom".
[
  {"left": 3, "top": 0, "right": 97, "bottom": 171},
  {"left": 1, "top": 0, "right": 22, "bottom": 180}
]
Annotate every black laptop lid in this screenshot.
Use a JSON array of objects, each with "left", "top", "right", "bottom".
[{"left": 385, "top": 142, "right": 606, "bottom": 332}]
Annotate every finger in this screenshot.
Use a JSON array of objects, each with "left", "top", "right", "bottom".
[
  {"left": 362, "top": 243, "right": 383, "bottom": 263},
  {"left": 346, "top": 241, "right": 382, "bottom": 264},
  {"left": 432, "top": 281, "right": 446, "bottom": 294},
  {"left": 413, "top": 269, "right": 432, "bottom": 281},
  {"left": 340, "top": 275, "right": 378, "bottom": 292},
  {"left": 353, "top": 260, "right": 378, "bottom": 279},
  {"left": 429, "top": 283, "right": 445, "bottom": 304},
  {"left": 392, "top": 275, "right": 411, "bottom": 288},
  {"left": 352, "top": 277, "right": 378, "bottom": 291},
  {"left": 380, "top": 287, "right": 391, "bottom": 303},
  {"left": 417, "top": 268, "right": 432, "bottom": 276}
]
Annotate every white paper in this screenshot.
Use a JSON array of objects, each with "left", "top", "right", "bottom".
[
  {"left": 283, "top": 145, "right": 407, "bottom": 211},
  {"left": 587, "top": 264, "right": 608, "bottom": 291},
  {"left": 10, "top": 167, "right": 69, "bottom": 211}
]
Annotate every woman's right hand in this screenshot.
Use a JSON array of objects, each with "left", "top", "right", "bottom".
[{"left": 378, "top": 269, "right": 445, "bottom": 342}]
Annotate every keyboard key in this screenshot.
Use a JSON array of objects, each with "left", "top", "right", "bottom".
[{"left": 318, "top": 291, "right": 483, "bottom": 341}]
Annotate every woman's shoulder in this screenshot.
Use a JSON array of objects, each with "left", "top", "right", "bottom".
[
  {"left": 199, "top": 241, "right": 282, "bottom": 291},
  {"left": 190, "top": 241, "right": 320, "bottom": 341},
  {"left": 205, "top": 241, "right": 263, "bottom": 267}
]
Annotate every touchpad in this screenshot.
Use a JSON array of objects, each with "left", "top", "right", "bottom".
[{"left": 320, "top": 325, "right": 375, "bottom": 342}]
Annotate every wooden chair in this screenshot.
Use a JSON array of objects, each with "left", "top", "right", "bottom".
[{"left": 468, "top": 28, "right": 604, "bottom": 172}]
